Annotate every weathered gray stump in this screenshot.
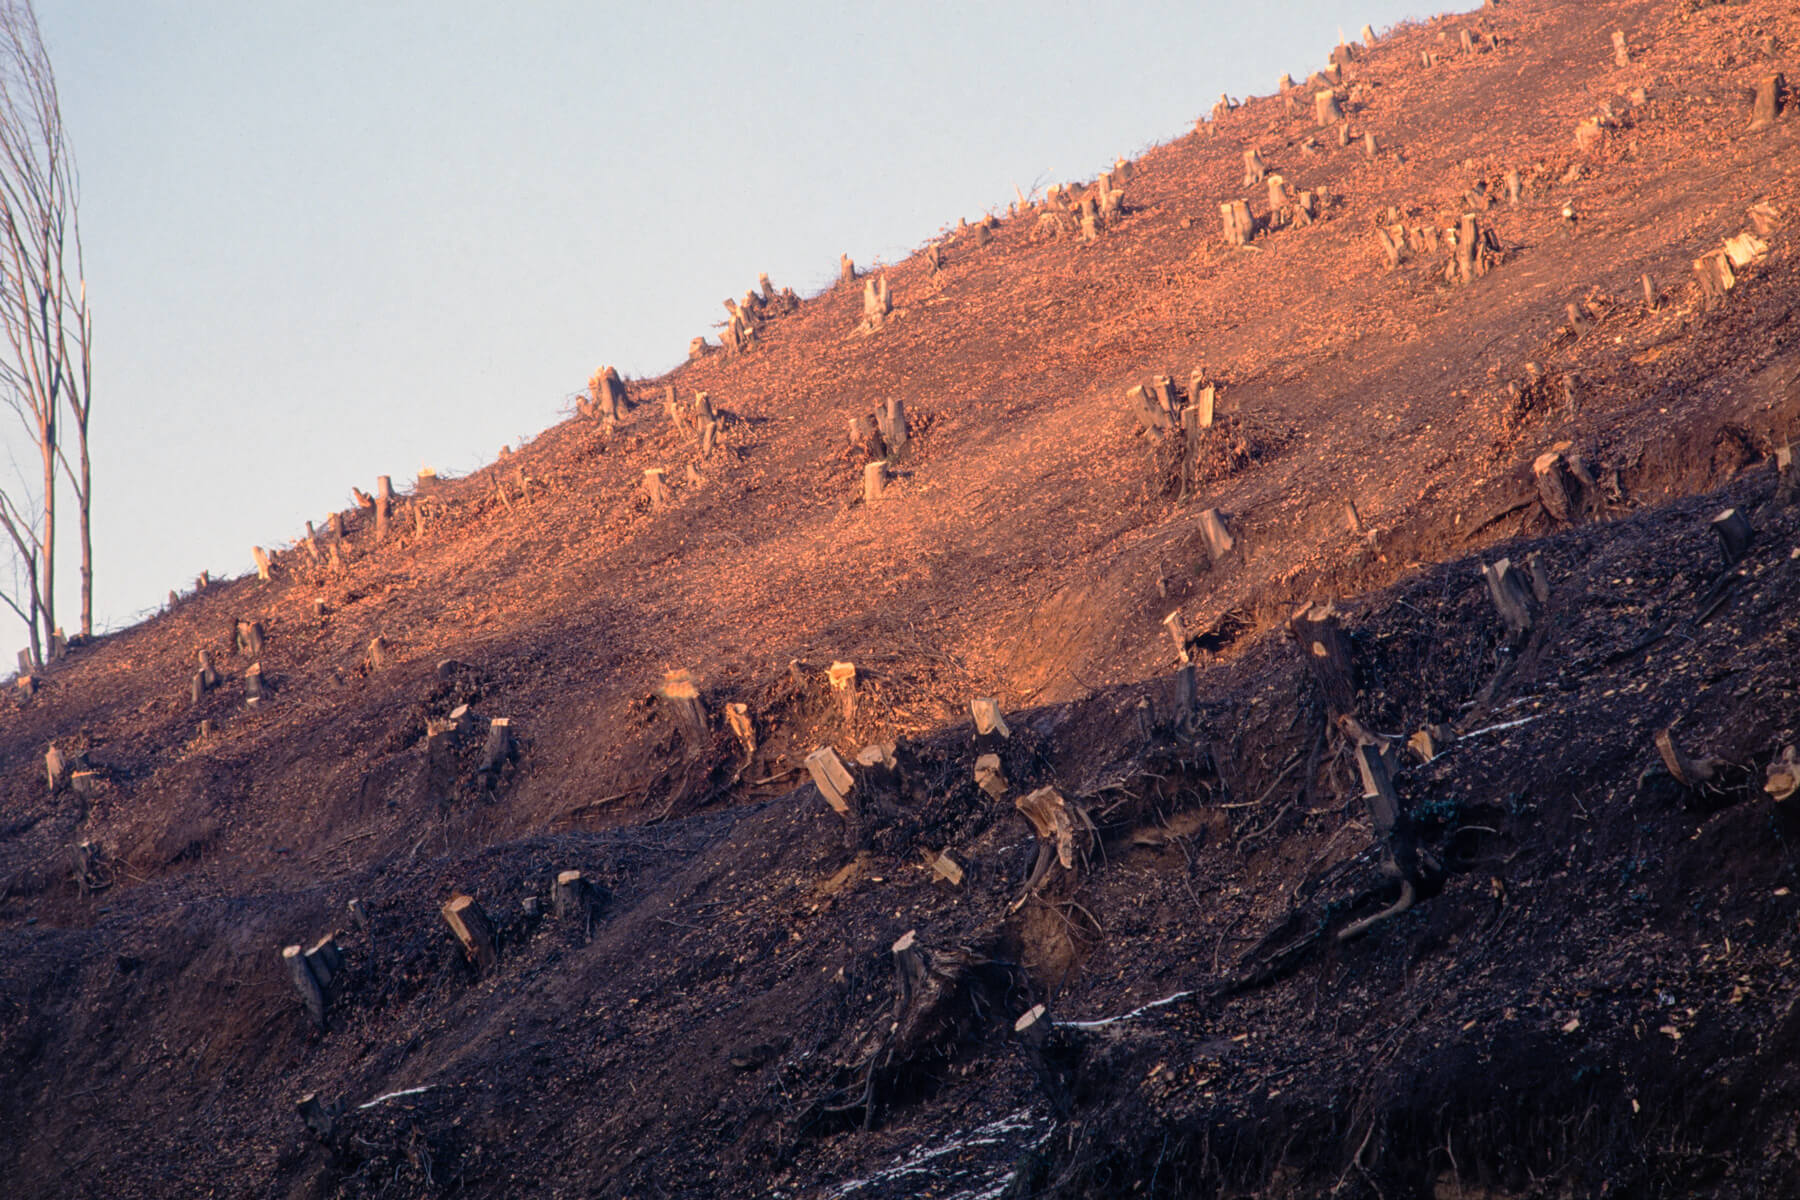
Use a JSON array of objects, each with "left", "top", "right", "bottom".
[
  {"left": 1219, "top": 200, "right": 1255, "bottom": 245},
  {"left": 441, "top": 894, "right": 499, "bottom": 973},
  {"left": 236, "top": 619, "right": 264, "bottom": 657},
  {"left": 1315, "top": 90, "right": 1342, "bottom": 126},
  {"left": 643, "top": 468, "right": 672, "bottom": 509},
  {"left": 1712, "top": 508, "right": 1753, "bottom": 566},
  {"left": 1242, "top": 148, "right": 1266, "bottom": 185},
  {"left": 1534, "top": 449, "right": 1592, "bottom": 523},
  {"left": 199, "top": 648, "right": 219, "bottom": 688},
  {"left": 245, "top": 662, "right": 268, "bottom": 704},
  {"left": 253, "top": 546, "right": 273, "bottom": 581},
  {"left": 479, "top": 718, "right": 514, "bottom": 774},
  {"left": 1199, "top": 508, "right": 1235, "bottom": 560},
  {"left": 839, "top": 253, "right": 856, "bottom": 284},
  {"left": 1695, "top": 252, "right": 1735, "bottom": 309},
  {"left": 298, "top": 1094, "right": 339, "bottom": 1140},
  {"left": 1482, "top": 558, "right": 1537, "bottom": 636},
  {"left": 1376, "top": 226, "right": 1404, "bottom": 268},
  {"left": 302, "top": 522, "right": 321, "bottom": 564},
  {"left": 46, "top": 744, "right": 67, "bottom": 792},
  {"left": 553, "top": 870, "right": 595, "bottom": 922},
  {"left": 282, "top": 944, "right": 328, "bottom": 1028},
  {"left": 849, "top": 413, "right": 885, "bottom": 459},
  {"left": 877, "top": 398, "right": 910, "bottom": 458}
]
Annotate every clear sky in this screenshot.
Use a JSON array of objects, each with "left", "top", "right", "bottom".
[{"left": 7, "top": 0, "right": 1446, "bottom": 650}]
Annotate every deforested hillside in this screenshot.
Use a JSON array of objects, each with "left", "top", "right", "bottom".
[{"left": 5, "top": 1, "right": 1800, "bottom": 1196}]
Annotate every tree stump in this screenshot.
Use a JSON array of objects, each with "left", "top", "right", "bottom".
[
  {"left": 974, "top": 753, "right": 1009, "bottom": 798},
  {"left": 1162, "top": 610, "right": 1190, "bottom": 663},
  {"left": 1751, "top": 74, "right": 1783, "bottom": 130},
  {"left": 364, "top": 636, "right": 387, "bottom": 671},
  {"left": 828, "top": 661, "right": 858, "bottom": 721},
  {"left": 245, "top": 662, "right": 267, "bottom": 704},
  {"left": 1376, "top": 226, "right": 1404, "bottom": 268},
  {"left": 45, "top": 744, "right": 67, "bottom": 792},
  {"left": 304, "top": 936, "right": 344, "bottom": 989},
  {"left": 374, "top": 475, "right": 392, "bottom": 543},
  {"left": 859, "top": 275, "right": 892, "bottom": 332},
  {"left": 839, "top": 254, "right": 855, "bottom": 284},
  {"left": 1219, "top": 199, "right": 1255, "bottom": 245},
  {"left": 1190, "top": 377, "right": 1216, "bottom": 428},
  {"left": 236, "top": 619, "right": 264, "bottom": 657},
  {"left": 1534, "top": 449, "right": 1592, "bottom": 523},
  {"left": 1012, "top": 787, "right": 1091, "bottom": 898},
  {"left": 441, "top": 894, "right": 498, "bottom": 973},
  {"left": 479, "top": 718, "right": 514, "bottom": 774},
  {"left": 553, "top": 870, "right": 595, "bottom": 922},
  {"left": 1482, "top": 558, "right": 1537, "bottom": 636},
  {"left": 876, "top": 398, "right": 909, "bottom": 459},
  {"left": 1641, "top": 272, "right": 1658, "bottom": 310},
  {"left": 1290, "top": 601, "right": 1355, "bottom": 718},
  {"left": 1694, "top": 252, "right": 1735, "bottom": 309},
  {"left": 298, "top": 1094, "right": 339, "bottom": 1141},
  {"left": 1128, "top": 384, "right": 1169, "bottom": 433},
  {"left": 1314, "top": 90, "right": 1341, "bottom": 126},
  {"left": 1612, "top": 30, "right": 1630, "bottom": 67},
  {"left": 1454, "top": 214, "right": 1492, "bottom": 283},
  {"left": 282, "top": 944, "right": 328, "bottom": 1029},
  {"left": 1712, "top": 508, "right": 1753, "bottom": 566},
  {"left": 1242, "top": 148, "right": 1266, "bottom": 185},
  {"left": 848, "top": 412, "right": 885, "bottom": 459},
  {"left": 658, "top": 669, "right": 709, "bottom": 747},
  {"left": 805, "top": 746, "right": 855, "bottom": 815},
  {"left": 970, "top": 697, "right": 1011, "bottom": 738},
  {"left": 725, "top": 702, "right": 756, "bottom": 755},
  {"left": 1505, "top": 167, "right": 1521, "bottom": 205},
  {"left": 328, "top": 512, "right": 346, "bottom": 542},
  {"left": 198, "top": 649, "right": 219, "bottom": 689},
  {"left": 252, "top": 546, "right": 273, "bottom": 581},
  {"left": 643, "top": 468, "right": 672, "bottom": 509},
  {"left": 1362, "top": 23, "right": 1376, "bottom": 47},
  {"left": 1198, "top": 508, "right": 1235, "bottom": 560}
]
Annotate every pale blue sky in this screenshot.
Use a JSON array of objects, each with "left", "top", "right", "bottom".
[{"left": 10, "top": 0, "right": 1445, "bottom": 647}]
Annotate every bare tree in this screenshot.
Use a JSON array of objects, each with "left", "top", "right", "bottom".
[{"left": 0, "top": 0, "right": 90, "bottom": 661}]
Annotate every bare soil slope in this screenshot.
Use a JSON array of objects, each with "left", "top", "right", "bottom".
[{"left": 5, "top": 1, "right": 1800, "bottom": 1196}]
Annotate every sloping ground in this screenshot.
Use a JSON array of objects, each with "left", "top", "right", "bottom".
[{"left": 4, "top": 0, "right": 1800, "bottom": 1195}]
